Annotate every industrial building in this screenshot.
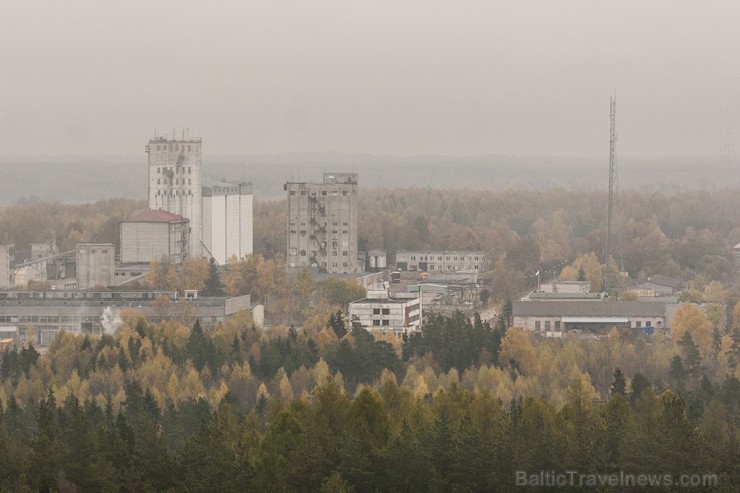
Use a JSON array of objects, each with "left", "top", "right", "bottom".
[
  {"left": 349, "top": 295, "right": 421, "bottom": 335},
  {"left": 76, "top": 243, "right": 115, "bottom": 290},
  {"left": 0, "top": 244, "right": 13, "bottom": 288},
  {"left": 395, "top": 250, "right": 485, "bottom": 273},
  {"left": 202, "top": 179, "right": 253, "bottom": 264},
  {"left": 0, "top": 290, "right": 253, "bottom": 346},
  {"left": 285, "top": 173, "right": 360, "bottom": 274},
  {"left": 512, "top": 300, "right": 672, "bottom": 335},
  {"left": 120, "top": 209, "right": 190, "bottom": 264},
  {"left": 147, "top": 136, "right": 203, "bottom": 257}
]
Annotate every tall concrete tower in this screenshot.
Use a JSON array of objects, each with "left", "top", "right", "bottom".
[{"left": 146, "top": 135, "right": 202, "bottom": 257}]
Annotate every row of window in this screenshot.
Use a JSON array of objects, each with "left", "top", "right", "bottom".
[
  {"left": 372, "top": 319, "right": 391, "bottom": 326},
  {"left": 534, "top": 320, "right": 656, "bottom": 330},
  {"left": 155, "top": 144, "right": 194, "bottom": 152},
  {"left": 157, "top": 178, "right": 192, "bottom": 185},
  {"left": 407, "top": 255, "right": 480, "bottom": 261},
  {"left": 156, "top": 189, "right": 193, "bottom": 196},
  {"left": 156, "top": 166, "right": 192, "bottom": 174},
  {"left": 289, "top": 190, "right": 349, "bottom": 196},
  {"left": 372, "top": 308, "right": 391, "bottom": 315}
]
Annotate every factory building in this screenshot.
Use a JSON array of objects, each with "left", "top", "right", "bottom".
[
  {"left": 146, "top": 136, "right": 203, "bottom": 257},
  {"left": 0, "top": 290, "right": 253, "bottom": 346},
  {"left": 202, "top": 179, "right": 253, "bottom": 264},
  {"left": 120, "top": 209, "right": 190, "bottom": 264},
  {"left": 285, "top": 173, "right": 360, "bottom": 274},
  {"left": 0, "top": 244, "right": 14, "bottom": 289},
  {"left": 76, "top": 243, "right": 115, "bottom": 290}
]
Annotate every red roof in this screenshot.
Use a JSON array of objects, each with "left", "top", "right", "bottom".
[{"left": 125, "top": 209, "right": 189, "bottom": 223}]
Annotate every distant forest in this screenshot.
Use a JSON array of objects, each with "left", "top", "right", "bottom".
[{"left": 1, "top": 153, "right": 738, "bottom": 206}]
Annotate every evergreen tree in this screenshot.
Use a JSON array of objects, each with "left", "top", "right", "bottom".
[
  {"left": 203, "top": 257, "right": 224, "bottom": 296},
  {"left": 610, "top": 367, "right": 627, "bottom": 397}
]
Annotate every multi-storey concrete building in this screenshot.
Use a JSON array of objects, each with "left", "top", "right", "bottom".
[
  {"left": 120, "top": 209, "right": 190, "bottom": 264},
  {"left": 202, "top": 179, "right": 253, "bottom": 264},
  {"left": 146, "top": 136, "right": 202, "bottom": 257},
  {"left": 0, "top": 244, "right": 14, "bottom": 289},
  {"left": 76, "top": 243, "right": 115, "bottom": 290},
  {"left": 285, "top": 173, "right": 359, "bottom": 274}
]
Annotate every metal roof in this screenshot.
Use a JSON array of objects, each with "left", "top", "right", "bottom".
[
  {"left": 513, "top": 300, "right": 667, "bottom": 317},
  {"left": 123, "top": 209, "right": 189, "bottom": 224}
]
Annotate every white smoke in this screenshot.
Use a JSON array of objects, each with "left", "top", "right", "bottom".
[{"left": 100, "top": 306, "right": 123, "bottom": 335}]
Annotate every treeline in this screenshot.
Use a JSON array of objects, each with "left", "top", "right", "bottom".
[
  {"left": 254, "top": 187, "right": 740, "bottom": 294},
  {"left": 1, "top": 307, "right": 739, "bottom": 490}
]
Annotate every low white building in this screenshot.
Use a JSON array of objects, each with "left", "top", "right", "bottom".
[
  {"left": 201, "top": 180, "right": 253, "bottom": 264},
  {"left": 349, "top": 296, "right": 421, "bottom": 335},
  {"left": 395, "top": 250, "right": 484, "bottom": 273}
]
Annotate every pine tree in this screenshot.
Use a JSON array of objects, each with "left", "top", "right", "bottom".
[{"left": 610, "top": 367, "right": 627, "bottom": 397}]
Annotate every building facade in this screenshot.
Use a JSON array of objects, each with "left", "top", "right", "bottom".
[
  {"left": 146, "top": 136, "right": 202, "bottom": 257},
  {"left": 0, "top": 244, "right": 14, "bottom": 289},
  {"left": 120, "top": 209, "right": 190, "bottom": 264},
  {"left": 0, "top": 290, "right": 252, "bottom": 346},
  {"left": 349, "top": 296, "right": 421, "bottom": 335},
  {"left": 395, "top": 250, "right": 485, "bottom": 273},
  {"left": 76, "top": 243, "right": 115, "bottom": 290},
  {"left": 202, "top": 180, "right": 253, "bottom": 264},
  {"left": 512, "top": 300, "right": 669, "bottom": 334},
  {"left": 285, "top": 173, "right": 359, "bottom": 274}
]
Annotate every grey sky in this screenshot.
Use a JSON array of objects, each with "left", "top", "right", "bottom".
[{"left": 1, "top": 1, "right": 739, "bottom": 156}]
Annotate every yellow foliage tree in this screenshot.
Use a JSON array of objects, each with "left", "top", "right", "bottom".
[
  {"left": 499, "top": 328, "right": 540, "bottom": 376},
  {"left": 670, "top": 303, "right": 714, "bottom": 357}
]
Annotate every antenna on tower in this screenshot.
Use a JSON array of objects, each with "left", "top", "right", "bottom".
[{"left": 604, "top": 96, "right": 617, "bottom": 297}]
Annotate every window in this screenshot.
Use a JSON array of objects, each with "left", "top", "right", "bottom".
[
  {"left": 373, "top": 308, "right": 380, "bottom": 314},
  {"left": 373, "top": 320, "right": 380, "bottom": 326},
  {"left": 635, "top": 321, "right": 642, "bottom": 328},
  {"left": 545, "top": 321, "right": 551, "bottom": 330},
  {"left": 535, "top": 321, "right": 541, "bottom": 330},
  {"left": 381, "top": 308, "right": 390, "bottom": 315},
  {"left": 382, "top": 320, "right": 390, "bottom": 326},
  {"left": 102, "top": 249, "right": 108, "bottom": 254},
  {"left": 555, "top": 321, "right": 561, "bottom": 330},
  {"left": 188, "top": 167, "right": 191, "bottom": 174},
  {"left": 646, "top": 321, "right": 652, "bottom": 327},
  {"left": 156, "top": 145, "right": 160, "bottom": 151},
  {"left": 342, "top": 251, "right": 348, "bottom": 256},
  {"left": 290, "top": 191, "right": 296, "bottom": 195},
  {"left": 343, "top": 191, "right": 348, "bottom": 196},
  {"left": 157, "top": 167, "right": 161, "bottom": 173},
  {"left": 321, "top": 191, "right": 327, "bottom": 196}
]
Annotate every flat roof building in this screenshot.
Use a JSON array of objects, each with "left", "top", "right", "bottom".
[
  {"left": 396, "top": 250, "right": 485, "bottom": 273},
  {"left": 0, "top": 290, "right": 252, "bottom": 346},
  {"left": 285, "top": 173, "right": 360, "bottom": 274},
  {"left": 349, "top": 296, "right": 421, "bottom": 335}
]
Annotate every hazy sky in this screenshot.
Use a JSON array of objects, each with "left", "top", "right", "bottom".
[{"left": 1, "top": 1, "right": 739, "bottom": 156}]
